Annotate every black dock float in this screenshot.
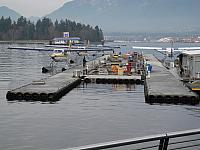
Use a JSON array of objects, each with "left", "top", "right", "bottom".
[
  {"left": 144, "top": 54, "right": 199, "bottom": 105},
  {"left": 84, "top": 75, "right": 143, "bottom": 84},
  {"left": 6, "top": 76, "right": 81, "bottom": 102}
]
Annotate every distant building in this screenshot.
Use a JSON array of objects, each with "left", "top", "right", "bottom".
[
  {"left": 63, "top": 32, "right": 70, "bottom": 38},
  {"left": 157, "top": 37, "right": 174, "bottom": 43},
  {"left": 49, "top": 32, "right": 81, "bottom": 45},
  {"left": 50, "top": 37, "right": 81, "bottom": 45}
]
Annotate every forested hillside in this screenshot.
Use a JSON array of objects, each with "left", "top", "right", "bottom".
[{"left": 0, "top": 16, "right": 103, "bottom": 42}]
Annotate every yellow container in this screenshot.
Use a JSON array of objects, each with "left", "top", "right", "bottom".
[
  {"left": 118, "top": 67, "right": 124, "bottom": 76},
  {"left": 111, "top": 64, "right": 119, "bottom": 73}
]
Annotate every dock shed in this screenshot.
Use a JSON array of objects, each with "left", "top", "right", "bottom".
[
  {"left": 180, "top": 50, "right": 200, "bottom": 79},
  {"left": 50, "top": 37, "right": 81, "bottom": 45}
]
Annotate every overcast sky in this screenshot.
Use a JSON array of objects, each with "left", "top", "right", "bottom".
[{"left": 0, "top": 0, "right": 73, "bottom": 17}]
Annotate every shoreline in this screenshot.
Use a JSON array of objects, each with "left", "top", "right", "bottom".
[{"left": 0, "top": 40, "right": 48, "bottom": 44}]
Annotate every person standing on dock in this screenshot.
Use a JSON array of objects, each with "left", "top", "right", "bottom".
[{"left": 83, "top": 56, "right": 86, "bottom": 67}]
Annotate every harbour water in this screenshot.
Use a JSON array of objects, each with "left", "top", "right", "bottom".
[{"left": 0, "top": 43, "right": 200, "bottom": 150}]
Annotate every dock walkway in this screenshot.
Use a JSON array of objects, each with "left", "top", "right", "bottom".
[
  {"left": 6, "top": 55, "right": 107, "bottom": 102},
  {"left": 144, "top": 54, "right": 199, "bottom": 105}
]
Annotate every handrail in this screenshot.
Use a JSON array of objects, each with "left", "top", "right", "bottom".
[
  {"left": 62, "top": 128, "right": 200, "bottom": 150},
  {"left": 167, "top": 128, "right": 200, "bottom": 138}
]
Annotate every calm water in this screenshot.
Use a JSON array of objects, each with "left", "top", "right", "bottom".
[{"left": 0, "top": 43, "right": 200, "bottom": 150}]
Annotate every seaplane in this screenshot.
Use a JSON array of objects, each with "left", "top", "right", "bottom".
[
  {"left": 7, "top": 44, "right": 114, "bottom": 73},
  {"left": 50, "top": 49, "right": 69, "bottom": 62},
  {"left": 132, "top": 43, "right": 200, "bottom": 70},
  {"left": 132, "top": 46, "right": 182, "bottom": 58},
  {"left": 132, "top": 45, "right": 200, "bottom": 58}
]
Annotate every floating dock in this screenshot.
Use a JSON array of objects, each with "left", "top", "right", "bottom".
[
  {"left": 6, "top": 69, "right": 81, "bottom": 102},
  {"left": 6, "top": 56, "right": 108, "bottom": 102},
  {"left": 144, "top": 54, "right": 199, "bottom": 105},
  {"left": 84, "top": 75, "right": 143, "bottom": 84},
  {"left": 7, "top": 51, "right": 199, "bottom": 105}
]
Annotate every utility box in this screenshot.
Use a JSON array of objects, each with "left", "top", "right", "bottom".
[{"left": 73, "top": 70, "right": 81, "bottom": 78}]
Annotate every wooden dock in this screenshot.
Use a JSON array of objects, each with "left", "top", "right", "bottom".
[
  {"left": 6, "top": 55, "right": 108, "bottom": 102},
  {"left": 144, "top": 54, "right": 199, "bottom": 105}
]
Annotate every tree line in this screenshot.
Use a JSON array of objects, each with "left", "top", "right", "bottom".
[{"left": 0, "top": 16, "right": 104, "bottom": 42}]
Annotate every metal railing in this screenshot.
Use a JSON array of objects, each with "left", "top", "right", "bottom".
[{"left": 63, "top": 128, "right": 200, "bottom": 150}]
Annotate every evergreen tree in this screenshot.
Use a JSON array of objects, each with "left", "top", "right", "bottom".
[{"left": 0, "top": 16, "right": 104, "bottom": 42}]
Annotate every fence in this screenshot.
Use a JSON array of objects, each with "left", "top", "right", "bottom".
[{"left": 63, "top": 128, "right": 200, "bottom": 150}]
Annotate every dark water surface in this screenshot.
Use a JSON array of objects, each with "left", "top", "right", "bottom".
[{"left": 0, "top": 43, "right": 200, "bottom": 150}]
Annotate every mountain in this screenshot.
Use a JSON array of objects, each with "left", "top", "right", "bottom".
[
  {"left": 0, "top": 6, "right": 39, "bottom": 23},
  {"left": 0, "top": 6, "right": 21, "bottom": 20},
  {"left": 46, "top": 0, "right": 200, "bottom": 32},
  {"left": 28, "top": 16, "right": 41, "bottom": 22}
]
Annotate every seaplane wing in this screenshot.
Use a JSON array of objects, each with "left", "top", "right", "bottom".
[
  {"left": 158, "top": 48, "right": 182, "bottom": 52},
  {"left": 45, "top": 45, "right": 71, "bottom": 48},
  {"left": 178, "top": 47, "right": 200, "bottom": 50},
  {"left": 133, "top": 46, "right": 200, "bottom": 51},
  {"left": 132, "top": 45, "right": 200, "bottom": 57},
  {"left": 132, "top": 46, "right": 182, "bottom": 57},
  {"left": 8, "top": 46, "right": 114, "bottom": 52},
  {"left": 132, "top": 46, "right": 162, "bottom": 50},
  {"left": 46, "top": 44, "right": 120, "bottom": 49},
  {"left": 63, "top": 47, "right": 114, "bottom": 52},
  {"left": 8, "top": 46, "right": 53, "bottom": 51}
]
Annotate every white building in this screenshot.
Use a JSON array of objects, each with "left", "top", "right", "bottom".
[{"left": 181, "top": 50, "right": 200, "bottom": 79}]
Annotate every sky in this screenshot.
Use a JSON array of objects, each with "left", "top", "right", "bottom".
[{"left": 0, "top": 0, "right": 73, "bottom": 17}]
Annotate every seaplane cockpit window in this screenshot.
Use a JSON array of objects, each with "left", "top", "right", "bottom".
[{"left": 54, "top": 49, "right": 64, "bottom": 53}]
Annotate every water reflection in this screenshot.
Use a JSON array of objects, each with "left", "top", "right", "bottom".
[
  {"left": 82, "top": 82, "right": 136, "bottom": 91},
  {"left": 1, "top": 43, "right": 200, "bottom": 150},
  {"left": 112, "top": 84, "right": 136, "bottom": 91}
]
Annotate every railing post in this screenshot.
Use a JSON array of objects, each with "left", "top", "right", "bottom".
[
  {"left": 163, "top": 137, "right": 169, "bottom": 150},
  {"left": 158, "top": 135, "right": 169, "bottom": 150},
  {"left": 158, "top": 138, "right": 164, "bottom": 150}
]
